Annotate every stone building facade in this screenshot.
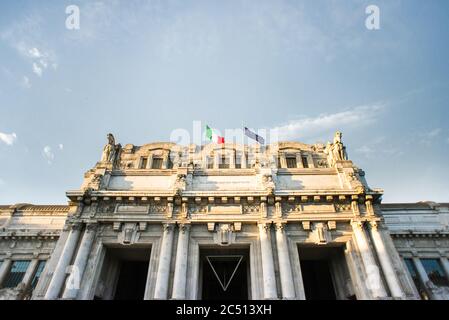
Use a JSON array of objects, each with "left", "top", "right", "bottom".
[{"left": 1, "top": 133, "right": 448, "bottom": 300}]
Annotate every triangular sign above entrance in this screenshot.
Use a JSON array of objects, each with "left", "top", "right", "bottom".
[{"left": 206, "top": 255, "right": 243, "bottom": 292}]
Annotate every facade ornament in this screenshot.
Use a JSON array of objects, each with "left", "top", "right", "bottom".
[
  {"left": 118, "top": 223, "right": 139, "bottom": 245},
  {"left": 310, "top": 222, "right": 330, "bottom": 244},
  {"left": 174, "top": 174, "right": 187, "bottom": 196},
  {"left": 262, "top": 174, "right": 275, "bottom": 195},
  {"left": 275, "top": 201, "right": 282, "bottom": 217},
  {"left": 217, "top": 223, "right": 233, "bottom": 246},
  {"left": 208, "top": 223, "right": 240, "bottom": 246}
]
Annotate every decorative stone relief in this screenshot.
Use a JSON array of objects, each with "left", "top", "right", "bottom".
[
  {"left": 97, "top": 203, "right": 116, "bottom": 214},
  {"left": 149, "top": 204, "right": 167, "bottom": 214},
  {"left": 209, "top": 223, "right": 240, "bottom": 246},
  {"left": 308, "top": 222, "right": 332, "bottom": 245},
  {"left": 243, "top": 204, "right": 260, "bottom": 214},
  {"left": 282, "top": 203, "right": 302, "bottom": 214},
  {"left": 174, "top": 174, "right": 187, "bottom": 195},
  {"left": 262, "top": 174, "right": 275, "bottom": 195},
  {"left": 117, "top": 223, "right": 140, "bottom": 245},
  {"left": 335, "top": 203, "right": 351, "bottom": 212}
]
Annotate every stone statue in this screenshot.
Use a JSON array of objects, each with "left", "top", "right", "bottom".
[
  {"left": 101, "top": 133, "right": 122, "bottom": 167},
  {"left": 332, "top": 131, "right": 347, "bottom": 161},
  {"left": 324, "top": 131, "right": 348, "bottom": 167},
  {"left": 101, "top": 133, "right": 116, "bottom": 162}
]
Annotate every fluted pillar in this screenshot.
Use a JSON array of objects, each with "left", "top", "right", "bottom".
[
  {"left": 412, "top": 257, "right": 430, "bottom": 285},
  {"left": 44, "top": 223, "right": 82, "bottom": 300},
  {"left": 275, "top": 223, "right": 295, "bottom": 299},
  {"left": 154, "top": 223, "right": 175, "bottom": 299},
  {"left": 369, "top": 221, "right": 405, "bottom": 299},
  {"left": 0, "top": 258, "right": 12, "bottom": 288},
  {"left": 258, "top": 223, "right": 277, "bottom": 299},
  {"left": 20, "top": 258, "right": 40, "bottom": 291},
  {"left": 351, "top": 221, "right": 387, "bottom": 299},
  {"left": 439, "top": 257, "right": 449, "bottom": 281},
  {"left": 62, "top": 223, "right": 97, "bottom": 299},
  {"left": 171, "top": 224, "right": 191, "bottom": 299}
]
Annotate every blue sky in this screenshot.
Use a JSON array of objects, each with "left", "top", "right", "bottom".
[{"left": 0, "top": 0, "right": 448, "bottom": 204}]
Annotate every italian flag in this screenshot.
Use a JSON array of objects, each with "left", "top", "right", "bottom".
[{"left": 206, "top": 125, "right": 225, "bottom": 144}]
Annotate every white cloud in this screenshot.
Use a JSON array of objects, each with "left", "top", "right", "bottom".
[
  {"left": 28, "top": 47, "right": 42, "bottom": 58},
  {"left": 21, "top": 76, "right": 31, "bottom": 88},
  {"left": 32, "top": 62, "right": 43, "bottom": 77},
  {"left": 42, "top": 145, "right": 55, "bottom": 164},
  {"left": 58, "top": 144, "right": 64, "bottom": 150},
  {"left": 1, "top": 16, "right": 58, "bottom": 79},
  {"left": 271, "top": 104, "right": 385, "bottom": 141},
  {"left": 419, "top": 128, "right": 442, "bottom": 146},
  {"left": 0, "top": 132, "right": 17, "bottom": 145}
]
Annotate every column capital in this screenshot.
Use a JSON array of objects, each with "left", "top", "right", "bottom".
[
  {"left": 86, "top": 223, "right": 98, "bottom": 232},
  {"left": 69, "top": 222, "right": 83, "bottom": 231},
  {"left": 162, "top": 223, "right": 175, "bottom": 232},
  {"left": 369, "top": 220, "right": 379, "bottom": 231},
  {"left": 258, "top": 222, "right": 271, "bottom": 232},
  {"left": 178, "top": 223, "right": 191, "bottom": 233},
  {"left": 275, "top": 222, "right": 286, "bottom": 232},
  {"left": 351, "top": 219, "right": 365, "bottom": 230}
]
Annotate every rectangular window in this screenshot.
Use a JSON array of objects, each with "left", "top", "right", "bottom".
[
  {"left": 167, "top": 155, "right": 173, "bottom": 169},
  {"left": 31, "top": 261, "right": 46, "bottom": 290},
  {"left": 404, "top": 258, "right": 429, "bottom": 300},
  {"left": 421, "top": 258, "right": 449, "bottom": 287},
  {"left": 140, "top": 157, "right": 148, "bottom": 169},
  {"left": 151, "top": 157, "right": 163, "bottom": 169},
  {"left": 235, "top": 152, "right": 242, "bottom": 169},
  {"left": 207, "top": 157, "right": 214, "bottom": 169},
  {"left": 219, "top": 155, "right": 230, "bottom": 169},
  {"left": 286, "top": 157, "right": 297, "bottom": 169},
  {"left": 3, "top": 260, "right": 30, "bottom": 288},
  {"left": 302, "top": 156, "right": 309, "bottom": 168}
]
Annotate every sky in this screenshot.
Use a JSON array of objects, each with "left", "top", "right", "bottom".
[{"left": 0, "top": 0, "right": 448, "bottom": 204}]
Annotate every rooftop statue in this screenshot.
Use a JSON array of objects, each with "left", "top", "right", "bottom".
[
  {"left": 324, "top": 131, "right": 348, "bottom": 167},
  {"left": 101, "top": 133, "right": 121, "bottom": 167}
]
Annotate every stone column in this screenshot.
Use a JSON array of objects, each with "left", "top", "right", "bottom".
[
  {"left": 0, "top": 258, "right": 12, "bottom": 288},
  {"left": 62, "top": 223, "right": 97, "bottom": 299},
  {"left": 258, "top": 223, "right": 277, "bottom": 299},
  {"left": 154, "top": 223, "right": 175, "bottom": 299},
  {"left": 171, "top": 224, "right": 191, "bottom": 299},
  {"left": 351, "top": 221, "right": 387, "bottom": 299},
  {"left": 412, "top": 257, "right": 430, "bottom": 285},
  {"left": 439, "top": 257, "right": 449, "bottom": 281},
  {"left": 275, "top": 223, "right": 295, "bottom": 299},
  {"left": 369, "top": 221, "right": 405, "bottom": 299},
  {"left": 44, "top": 223, "right": 82, "bottom": 300},
  {"left": 20, "top": 258, "right": 40, "bottom": 291}
]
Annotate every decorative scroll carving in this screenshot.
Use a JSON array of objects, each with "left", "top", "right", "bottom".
[
  {"left": 282, "top": 203, "right": 302, "bottom": 214},
  {"left": 335, "top": 203, "right": 351, "bottom": 212},
  {"left": 149, "top": 204, "right": 167, "bottom": 214},
  {"left": 243, "top": 204, "right": 260, "bottom": 214},
  {"left": 97, "top": 203, "right": 116, "bottom": 214}
]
